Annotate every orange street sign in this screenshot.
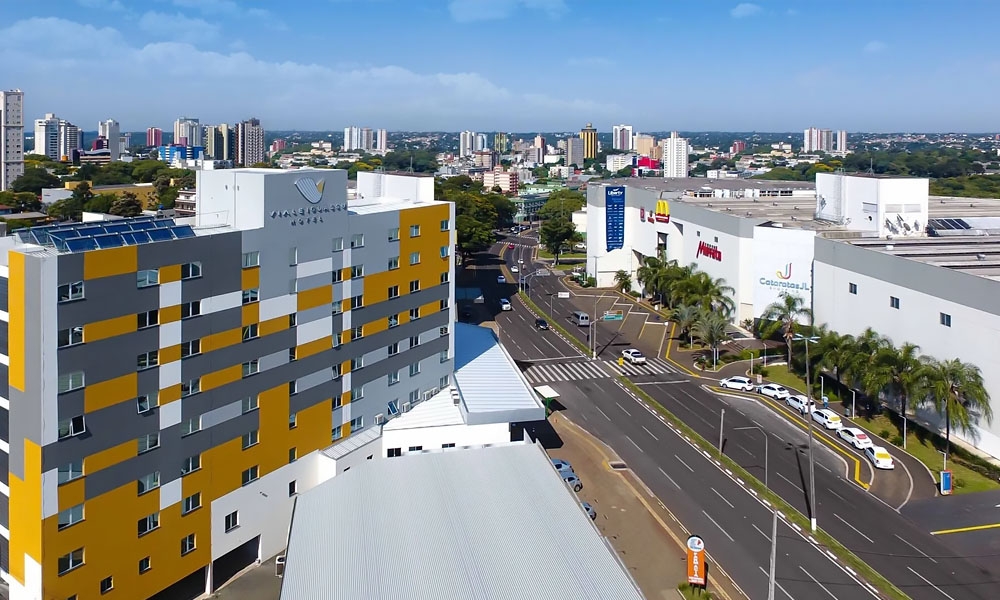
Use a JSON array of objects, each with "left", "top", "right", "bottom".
[{"left": 687, "top": 534, "right": 706, "bottom": 586}]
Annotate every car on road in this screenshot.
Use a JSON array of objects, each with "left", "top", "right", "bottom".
[
  {"left": 719, "top": 376, "right": 755, "bottom": 391},
  {"left": 499, "top": 298, "right": 512, "bottom": 311},
  {"left": 786, "top": 394, "right": 816, "bottom": 414},
  {"left": 497, "top": 275, "right": 506, "bottom": 284},
  {"left": 757, "top": 383, "right": 790, "bottom": 400},
  {"left": 561, "top": 472, "right": 583, "bottom": 492},
  {"left": 535, "top": 318, "right": 549, "bottom": 330},
  {"left": 507, "top": 243, "right": 515, "bottom": 249},
  {"left": 621, "top": 349, "right": 646, "bottom": 365},
  {"left": 811, "top": 408, "right": 843, "bottom": 430},
  {"left": 551, "top": 458, "right": 573, "bottom": 473},
  {"left": 581, "top": 501, "right": 597, "bottom": 520},
  {"left": 510, "top": 265, "right": 519, "bottom": 273},
  {"left": 865, "top": 445, "right": 895, "bottom": 470},
  {"left": 838, "top": 427, "right": 873, "bottom": 449}
]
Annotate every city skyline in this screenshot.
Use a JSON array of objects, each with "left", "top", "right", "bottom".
[{"left": 1, "top": 1, "right": 999, "bottom": 132}]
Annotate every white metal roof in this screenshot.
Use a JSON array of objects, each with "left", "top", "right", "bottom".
[
  {"left": 453, "top": 323, "right": 545, "bottom": 425},
  {"left": 279, "top": 443, "right": 645, "bottom": 600},
  {"left": 322, "top": 427, "right": 382, "bottom": 460},
  {"left": 382, "top": 388, "right": 465, "bottom": 430}
]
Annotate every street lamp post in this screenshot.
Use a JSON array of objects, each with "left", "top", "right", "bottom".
[
  {"left": 793, "top": 333, "right": 820, "bottom": 532},
  {"left": 734, "top": 425, "right": 774, "bottom": 600},
  {"left": 589, "top": 255, "right": 603, "bottom": 360}
]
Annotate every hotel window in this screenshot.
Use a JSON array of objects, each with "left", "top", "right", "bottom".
[
  {"left": 350, "top": 416, "right": 364, "bottom": 431},
  {"left": 409, "top": 335, "right": 420, "bottom": 348},
  {"left": 388, "top": 256, "right": 399, "bottom": 270},
  {"left": 288, "top": 412, "right": 297, "bottom": 429},
  {"left": 137, "top": 350, "right": 158, "bottom": 370},
  {"left": 440, "top": 375, "right": 450, "bottom": 388},
  {"left": 410, "top": 224, "right": 420, "bottom": 237},
  {"left": 58, "top": 504, "right": 84, "bottom": 530},
  {"left": 136, "top": 394, "right": 158, "bottom": 413},
  {"left": 332, "top": 237, "right": 344, "bottom": 251},
  {"left": 332, "top": 425, "right": 343, "bottom": 441},
  {"left": 332, "top": 269, "right": 343, "bottom": 283},
  {"left": 352, "top": 386, "right": 364, "bottom": 400},
  {"left": 139, "top": 557, "right": 151, "bottom": 574},
  {"left": 332, "top": 395, "right": 342, "bottom": 409},
  {"left": 440, "top": 325, "right": 449, "bottom": 336},
  {"left": 388, "top": 341, "right": 399, "bottom": 356},
  {"left": 181, "top": 454, "right": 200, "bottom": 475},
  {"left": 351, "top": 265, "right": 364, "bottom": 278},
  {"left": 409, "top": 307, "right": 420, "bottom": 320},
  {"left": 388, "top": 314, "right": 399, "bottom": 328},
  {"left": 439, "top": 298, "right": 449, "bottom": 311},
  {"left": 58, "top": 371, "right": 85, "bottom": 393},
  {"left": 940, "top": 312, "right": 952, "bottom": 327},
  {"left": 288, "top": 447, "right": 297, "bottom": 463},
  {"left": 242, "top": 429, "right": 259, "bottom": 449},
  {"left": 181, "top": 261, "right": 202, "bottom": 280},
  {"left": 181, "top": 378, "right": 200, "bottom": 397},
  {"left": 181, "top": 416, "right": 201, "bottom": 436},
  {"left": 440, "top": 350, "right": 449, "bottom": 363},
  {"left": 350, "top": 233, "right": 364, "bottom": 248},
  {"left": 890, "top": 296, "right": 900, "bottom": 309},
  {"left": 388, "top": 399, "right": 400, "bottom": 415},
  {"left": 388, "top": 227, "right": 400, "bottom": 241},
  {"left": 351, "top": 326, "right": 364, "bottom": 340},
  {"left": 351, "top": 356, "right": 364, "bottom": 370},
  {"left": 181, "top": 339, "right": 200, "bottom": 358},
  {"left": 388, "top": 285, "right": 399, "bottom": 299},
  {"left": 137, "top": 309, "right": 159, "bottom": 329},
  {"left": 242, "top": 251, "right": 260, "bottom": 268},
  {"left": 100, "top": 576, "right": 113, "bottom": 594},
  {"left": 58, "top": 549, "right": 84, "bottom": 575},
  {"left": 242, "top": 360, "right": 259, "bottom": 377},
  {"left": 181, "top": 534, "right": 196, "bottom": 556},
  {"left": 289, "top": 313, "right": 297, "bottom": 327},
  {"left": 440, "top": 246, "right": 450, "bottom": 258},
  {"left": 848, "top": 282, "right": 858, "bottom": 295},
  {"left": 440, "top": 219, "right": 450, "bottom": 231},
  {"left": 58, "top": 415, "right": 86, "bottom": 439},
  {"left": 440, "top": 271, "right": 449, "bottom": 284},
  {"left": 409, "top": 362, "right": 421, "bottom": 376},
  {"left": 225, "top": 511, "right": 239, "bottom": 532},
  {"left": 58, "top": 460, "right": 83, "bottom": 484},
  {"left": 289, "top": 247, "right": 298, "bottom": 265},
  {"left": 182, "top": 493, "right": 200, "bottom": 515},
  {"left": 58, "top": 326, "right": 84, "bottom": 348},
  {"left": 388, "top": 370, "right": 400, "bottom": 385},
  {"left": 332, "top": 300, "right": 343, "bottom": 315},
  {"left": 408, "top": 446, "right": 423, "bottom": 452},
  {"left": 409, "top": 251, "right": 420, "bottom": 265},
  {"left": 242, "top": 324, "right": 259, "bottom": 341},
  {"left": 181, "top": 300, "right": 201, "bottom": 318},
  {"left": 137, "top": 512, "right": 159, "bottom": 536},
  {"left": 242, "top": 288, "right": 259, "bottom": 304},
  {"left": 350, "top": 294, "right": 363, "bottom": 309},
  {"left": 136, "top": 269, "right": 159, "bottom": 288},
  {"left": 137, "top": 471, "right": 160, "bottom": 495},
  {"left": 289, "top": 381, "right": 298, "bottom": 395},
  {"left": 241, "top": 466, "right": 259, "bottom": 486},
  {"left": 58, "top": 281, "right": 85, "bottom": 303},
  {"left": 387, "top": 447, "right": 402, "bottom": 458},
  {"left": 409, "top": 389, "right": 420, "bottom": 403},
  {"left": 242, "top": 395, "right": 259, "bottom": 413},
  {"left": 409, "top": 279, "right": 420, "bottom": 293},
  {"left": 289, "top": 481, "right": 298, "bottom": 496},
  {"left": 137, "top": 433, "right": 159, "bottom": 454}
]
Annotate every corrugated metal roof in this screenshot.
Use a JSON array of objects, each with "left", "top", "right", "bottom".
[
  {"left": 322, "top": 427, "right": 382, "bottom": 460},
  {"left": 382, "top": 388, "right": 465, "bottom": 430},
  {"left": 279, "top": 443, "right": 646, "bottom": 600},
  {"left": 453, "top": 323, "right": 544, "bottom": 425}
]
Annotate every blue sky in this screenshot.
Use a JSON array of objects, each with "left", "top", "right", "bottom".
[{"left": 1, "top": 0, "right": 997, "bottom": 132}]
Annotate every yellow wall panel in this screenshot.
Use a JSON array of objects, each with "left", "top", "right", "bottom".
[
  {"left": 85, "top": 439, "right": 137, "bottom": 473},
  {"left": 8, "top": 251, "right": 25, "bottom": 392},
  {"left": 9, "top": 440, "right": 42, "bottom": 584},
  {"left": 203, "top": 437, "right": 250, "bottom": 501},
  {"left": 363, "top": 317, "right": 388, "bottom": 336},
  {"left": 296, "top": 284, "right": 332, "bottom": 312},
  {"left": 160, "top": 344, "right": 181, "bottom": 365},
  {"left": 259, "top": 315, "right": 288, "bottom": 337},
  {"left": 83, "top": 372, "right": 137, "bottom": 413},
  {"left": 159, "top": 264, "right": 181, "bottom": 283},
  {"left": 341, "top": 423, "right": 351, "bottom": 437},
  {"left": 160, "top": 304, "right": 182, "bottom": 324},
  {"left": 56, "top": 477, "right": 85, "bottom": 512},
  {"left": 83, "top": 313, "right": 137, "bottom": 343},
  {"left": 241, "top": 266, "right": 260, "bottom": 290},
  {"left": 202, "top": 365, "right": 242, "bottom": 392},
  {"left": 297, "top": 336, "right": 331, "bottom": 360},
  {"left": 294, "top": 400, "right": 334, "bottom": 456},
  {"left": 83, "top": 245, "right": 137, "bottom": 280},
  {"left": 202, "top": 328, "right": 241, "bottom": 352},
  {"left": 242, "top": 302, "right": 259, "bottom": 327},
  {"left": 160, "top": 383, "right": 181, "bottom": 405}
]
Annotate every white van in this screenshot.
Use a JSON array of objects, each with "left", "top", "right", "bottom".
[{"left": 571, "top": 311, "right": 590, "bottom": 326}]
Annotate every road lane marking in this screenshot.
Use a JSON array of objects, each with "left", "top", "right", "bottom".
[
  {"left": 596, "top": 406, "right": 611, "bottom": 421},
  {"left": 658, "top": 466, "right": 681, "bottom": 489},
  {"left": 776, "top": 471, "right": 804, "bottom": 493},
  {"left": 894, "top": 534, "right": 937, "bottom": 563},
  {"left": 758, "top": 566, "right": 796, "bottom": 600},
  {"left": 615, "top": 401, "right": 632, "bottom": 416},
  {"left": 930, "top": 522, "right": 1000, "bottom": 536},
  {"left": 626, "top": 435, "right": 643, "bottom": 452},
  {"left": 817, "top": 461, "right": 832, "bottom": 474},
  {"left": 711, "top": 487, "right": 735, "bottom": 509},
  {"left": 906, "top": 566, "right": 958, "bottom": 600},
  {"left": 826, "top": 487, "right": 847, "bottom": 502},
  {"left": 833, "top": 512, "right": 874, "bottom": 544},
  {"left": 752, "top": 523, "right": 770, "bottom": 541},
  {"left": 799, "top": 566, "right": 838, "bottom": 599},
  {"left": 702, "top": 510, "right": 735, "bottom": 542},
  {"left": 674, "top": 454, "right": 694, "bottom": 472},
  {"left": 642, "top": 425, "right": 659, "bottom": 440}
]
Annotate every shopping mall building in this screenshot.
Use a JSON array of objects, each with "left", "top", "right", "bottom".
[{"left": 587, "top": 173, "right": 1000, "bottom": 460}]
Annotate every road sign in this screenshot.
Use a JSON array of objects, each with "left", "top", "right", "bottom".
[
  {"left": 686, "top": 535, "right": 706, "bottom": 586},
  {"left": 940, "top": 470, "right": 953, "bottom": 495},
  {"left": 603, "top": 310, "right": 624, "bottom": 321},
  {"left": 557, "top": 291, "right": 570, "bottom": 299}
]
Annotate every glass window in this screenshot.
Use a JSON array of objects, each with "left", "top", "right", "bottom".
[
  {"left": 388, "top": 227, "right": 399, "bottom": 241},
  {"left": 350, "top": 295, "right": 363, "bottom": 309},
  {"left": 940, "top": 312, "right": 952, "bottom": 327},
  {"left": 409, "top": 335, "right": 419, "bottom": 348},
  {"left": 440, "top": 271, "right": 449, "bottom": 284},
  {"left": 181, "top": 534, "right": 196, "bottom": 555},
  {"left": 350, "top": 416, "right": 364, "bottom": 431},
  {"left": 137, "top": 471, "right": 160, "bottom": 495},
  {"left": 181, "top": 301, "right": 200, "bottom": 319},
  {"left": 181, "top": 262, "right": 202, "bottom": 280},
  {"left": 137, "top": 350, "right": 159, "bottom": 370},
  {"left": 289, "top": 480, "right": 298, "bottom": 496},
  {"left": 350, "top": 233, "right": 364, "bottom": 248},
  {"left": 440, "top": 219, "right": 450, "bottom": 231},
  {"left": 440, "top": 325, "right": 449, "bottom": 336},
  {"left": 242, "top": 360, "right": 259, "bottom": 377},
  {"left": 332, "top": 269, "right": 343, "bottom": 283},
  {"left": 136, "top": 393, "right": 158, "bottom": 413},
  {"left": 137, "top": 433, "right": 159, "bottom": 454},
  {"left": 181, "top": 378, "right": 200, "bottom": 397},
  {"left": 242, "top": 324, "right": 259, "bottom": 341},
  {"left": 388, "top": 256, "right": 399, "bottom": 270},
  {"left": 100, "top": 576, "right": 113, "bottom": 593},
  {"left": 440, "top": 374, "right": 450, "bottom": 388},
  {"left": 181, "top": 339, "right": 200, "bottom": 358},
  {"left": 242, "top": 288, "right": 259, "bottom": 304},
  {"left": 409, "top": 307, "right": 420, "bottom": 320},
  {"left": 332, "top": 237, "right": 344, "bottom": 251},
  {"left": 181, "top": 416, "right": 201, "bottom": 436},
  {"left": 58, "top": 281, "right": 85, "bottom": 303},
  {"left": 139, "top": 556, "right": 151, "bottom": 574},
  {"left": 182, "top": 493, "right": 200, "bottom": 514},
  {"left": 409, "top": 251, "right": 420, "bottom": 265},
  {"left": 241, "top": 466, "right": 259, "bottom": 486},
  {"left": 242, "top": 251, "right": 260, "bottom": 268},
  {"left": 59, "top": 460, "right": 84, "bottom": 484},
  {"left": 58, "top": 415, "right": 86, "bottom": 439},
  {"left": 440, "top": 246, "right": 450, "bottom": 258},
  {"left": 848, "top": 282, "right": 858, "bottom": 294},
  {"left": 58, "top": 371, "right": 85, "bottom": 393},
  {"left": 409, "top": 362, "right": 420, "bottom": 376},
  {"left": 58, "top": 326, "right": 84, "bottom": 348},
  {"left": 351, "top": 265, "right": 364, "bottom": 279},
  {"left": 388, "top": 285, "right": 399, "bottom": 298},
  {"left": 58, "top": 504, "right": 84, "bottom": 530},
  {"left": 388, "top": 370, "right": 400, "bottom": 385},
  {"left": 890, "top": 296, "right": 900, "bottom": 309},
  {"left": 137, "top": 310, "right": 158, "bottom": 329},
  {"left": 388, "top": 399, "right": 400, "bottom": 415},
  {"left": 225, "top": 511, "right": 239, "bottom": 532},
  {"left": 332, "top": 425, "right": 342, "bottom": 441},
  {"left": 136, "top": 270, "right": 159, "bottom": 288},
  {"left": 440, "top": 350, "right": 449, "bottom": 363},
  {"left": 388, "top": 342, "right": 399, "bottom": 356},
  {"left": 439, "top": 298, "right": 449, "bottom": 311},
  {"left": 181, "top": 454, "right": 200, "bottom": 475},
  {"left": 242, "top": 396, "right": 259, "bottom": 413},
  {"left": 332, "top": 395, "right": 342, "bottom": 409},
  {"left": 388, "top": 314, "right": 399, "bottom": 328},
  {"left": 241, "top": 430, "right": 259, "bottom": 449},
  {"left": 58, "top": 548, "right": 85, "bottom": 574},
  {"left": 288, "top": 412, "right": 297, "bottom": 429},
  {"left": 409, "top": 279, "right": 420, "bottom": 293},
  {"left": 410, "top": 224, "right": 420, "bottom": 237},
  {"left": 289, "top": 247, "right": 298, "bottom": 265},
  {"left": 137, "top": 512, "right": 159, "bottom": 536},
  {"left": 351, "top": 356, "right": 363, "bottom": 370},
  {"left": 351, "top": 326, "right": 363, "bottom": 340},
  {"left": 332, "top": 299, "right": 343, "bottom": 314}
]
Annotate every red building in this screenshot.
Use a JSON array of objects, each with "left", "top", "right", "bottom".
[{"left": 146, "top": 127, "right": 163, "bottom": 147}]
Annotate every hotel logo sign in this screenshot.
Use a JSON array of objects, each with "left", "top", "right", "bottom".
[
  {"left": 695, "top": 241, "right": 722, "bottom": 261},
  {"left": 270, "top": 177, "right": 347, "bottom": 227},
  {"left": 294, "top": 177, "right": 326, "bottom": 204}
]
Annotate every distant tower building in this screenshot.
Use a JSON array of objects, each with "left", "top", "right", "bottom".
[
  {"left": 236, "top": 117, "right": 265, "bottom": 166},
  {"left": 98, "top": 118, "right": 120, "bottom": 159},
  {"left": 730, "top": 140, "right": 747, "bottom": 154},
  {"left": 205, "top": 123, "right": 234, "bottom": 161},
  {"left": 33, "top": 113, "right": 61, "bottom": 159},
  {"left": 534, "top": 135, "right": 546, "bottom": 152},
  {"left": 612, "top": 124, "right": 633, "bottom": 151},
  {"left": 566, "top": 137, "right": 585, "bottom": 167},
  {"left": 360, "top": 127, "right": 374, "bottom": 152},
  {"left": 174, "top": 117, "right": 201, "bottom": 147},
  {"left": 60, "top": 122, "right": 81, "bottom": 161},
  {"left": 119, "top": 135, "right": 130, "bottom": 156},
  {"left": 803, "top": 127, "right": 834, "bottom": 153},
  {"left": 376, "top": 128, "right": 388, "bottom": 153},
  {"left": 474, "top": 133, "right": 487, "bottom": 152},
  {"left": 493, "top": 132, "right": 509, "bottom": 153},
  {"left": 459, "top": 131, "right": 475, "bottom": 157},
  {"left": 146, "top": 127, "right": 163, "bottom": 147},
  {"left": 836, "top": 130, "right": 848, "bottom": 152},
  {"left": 343, "top": 126, "right": 360, "bottom": 151},
  {"left": 663, "top": 131, "right": 689, "bottom": 178},
  {"left": 0, "top": 89, "right": 24, "bottom": 190},
  {"left": 633, "top": 134, "right": 655, "bottom": 157},
  {"left": 269, "top": 139, "right": 287, "bottom": 154},
  {"left": 579, "top": 123, "right": 598, "bottom": 160}
]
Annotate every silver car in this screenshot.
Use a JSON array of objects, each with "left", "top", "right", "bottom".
[
  {"left": 551, "top": 458, "right": 573, "bottom": 474},
  {"left": 561, "top": 472, "right": 583, "bottom": 492},
  {"left": 581, "top": 501, "right": 597, "bottom": 520}
]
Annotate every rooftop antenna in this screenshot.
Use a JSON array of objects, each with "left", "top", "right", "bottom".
[
  {"left": 866, "top": 157, "right": 875, "bottom": 175},
  {"left": 407, "top": 155, "right": 414, "bottom": 173}
]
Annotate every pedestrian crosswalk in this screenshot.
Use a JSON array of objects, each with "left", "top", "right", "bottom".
[{"left": 522, "top": 357, "right": 678, "bottom": 384}]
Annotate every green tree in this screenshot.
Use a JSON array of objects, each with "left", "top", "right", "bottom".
[
  {"left": 694, "top": 313, "right": 729, "bottom": 368},
  {"left": 539, "top": 217, "right": 580, "bottom": 265},
  {"left": 671, "top": 304, "right": 702, "bottom": 348},
  {"left": 636, "top": 256, "right": 668, "bottom": 303},
  {"left": 46, "top": 197, "right": 84, "bottom": 221},
  {"left": 0, "top": 191, "right": 42, "bottom": 212},
  {"left": 866, "top": 342, "right": 923, "bottom": 449},
  {"left": 842, "top": 328, "right": 890, "bottom": 393},
  {"left": 671, "top": 271, "right": 735, "bottom": 316},
  {"left": 11, "top": 167, "right": 61, "bottom": 195},
  {"left": 70, "top": 182, "right": 94, "bottom": 206},
  {"left": 758, "top": 292, "right": 812, "bottom": 365},
  {"left": 91, "top": 161, "right": 135, "bottom": 186},
  {"left": 615, "top": 165, "right": 633, "bottom": 178},
  {"left": 454, "top": 213, "right": 494, "bottom": 261},
  {"left": 816, "top": 331, "right": 855, "bottom": 386},
  {"left": 919, "top": 358, "right": 993, "bottom": 462},
  {"left": 84, "top": 193, "right": 117, "bottom": 214},
  {"left": 487, "top": 194, "right": 515, "bottom": 228},
  {"left": 108, "top": 192, "right": 144, "bottom": 217},
  {"left": 131, "top": 159, "right": 168, "bottom": 183},
  {"left": 537, "top": 191, "right": 585, "bottom": 221},
  {"left": 72, "top": 163, "right": 99, "bottom": 181},
  {"left": 613, "top": 269, "right": 632, "bottom": 293}
]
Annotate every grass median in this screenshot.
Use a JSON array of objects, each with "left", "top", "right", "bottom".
[
  {"left": 517, "top": 291, "right": 590, "bottom": 355},
  {"left": 617, "top": 376, "right": 910, "bottom": 600}
]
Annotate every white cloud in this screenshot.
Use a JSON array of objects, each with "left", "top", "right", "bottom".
[
  {"left": 448, "top": 0, "right": 566, "bottom": 22},
  {"left": 0, "top": 17, "right": 617, "bottom": 130},
  {"left": 864, "top": 40, "right": 887, "bottom": 53},
  {"left": 77, "top": 0, "right": 125, "bottom": 10},
  {"left": 730, "top": 3, "right": 761, "bottom": 18},
  {"left": 138, "top": 12, "right": 220, "bottom": 44}
]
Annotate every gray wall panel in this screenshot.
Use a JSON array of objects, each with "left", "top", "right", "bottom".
[
  {"left": 288, "top": 380, "right": 338, "bottom": 415},
  {"left": 297, "top": 305, "right": 329, "bottom": 326},
  {"left": 57, "top": 326, "right": 160, "bottom": 391},
  {"left": 351, "top": 335, "right": 448, "bottom": 388},
  {"left": 297, "top": 273, "right": 329, "bottom": 294},
  {"left": 0, "top": 363, "right": 7, "bottom": 400},
  {"left": 0, "top": 449, "right": 7, "bottom": 485},
  {"left": 0, "top": 275, "right": 7, "bottom": 312},
  {"left": 201, "top": 400, "right": 242, "bottom": 429},
  {"left": 351, "top": 211, "right": 400, "bottom": 278},
  {"left": 43, "top": 399, "right": 159, "bottom": 472},
  {"left": 181, "top": 307, "right": 242, "bottom": 341},
  {"left": 0, "top": 406, "right": 7, "bottom": 442},
  {"left": 9, "top": 253, "right": 46, "bottom": 481},
  {"left": 0, "top": 492, "right": 7, "bottom": 529},
  {"left": 59, "top": 276, "right": 159, "bottom": 328}
]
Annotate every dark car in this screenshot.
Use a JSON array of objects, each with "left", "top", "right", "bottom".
[{"left": 535, "top": 318, "right": 549, "bottom": 330}]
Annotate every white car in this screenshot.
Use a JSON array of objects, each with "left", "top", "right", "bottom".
[
  {"left": 719, "top": 376, "right": 754, "bottom": 391},
  {"left": 499, "top": 298, "right": 512, "bottom": 311},
  {"left": 811, "top": 408, "right": 843, "bottom": 430},
  {"left": 510, "top": 265, "right": 519, "bottom": 273},
  {"left": 865, "top": 445, "right": 895, "bottom": 470},
  {"left": 757, "top": 383, "right": 790, "bottom": 400},
  {"left": 838, "top": 427, "right": 874, "bottom": 450},
  {"left": 497, "top": 275, "right": 506, "bottom": 284},
  {"left": 786, "top": 394, "right": 816, "bottom": 414},
  {"left": 621, "top": 349, "right": 646, "bottom": 365}
]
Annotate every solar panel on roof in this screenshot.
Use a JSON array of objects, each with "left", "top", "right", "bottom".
[
  {"left": 123, "top": 231, "right": 153, "bottom": 245},
  {"left": 130, "top": 221, "right": 155, "bottom": 231},
  {"left": 66, "top": 238, "right": 99, "bottom": 252},
  {"left": 29, "top": 231, "right": 50, "bottom": 245},
  {"left": 151, "top": 219, "right": 176, "bottom": 229},
  {"left": 170, "top": 225, "right": 195, "bottom": 239},
  {"left": 104, "top": 223, "right": 132, "bottom": 234},
  {"left": 94, "top": 234, "right": 124, "bottom": 249},
  {"left": 147, "top": 228, "right": 174, "bottom": 242},
  {"left": 75, "top": 227, "right": 105, "bottom": 238},
  {"left": 50, "top": 228, "right": 82, "bottom": 239}
]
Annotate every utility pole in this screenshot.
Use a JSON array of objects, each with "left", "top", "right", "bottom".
[
  {"left": 795, "top": 333, "right": 820, "bottom": 532},
  {"left": 768, "top": 508, "right": 777, "bottom": 600},
  {"left": 718, "top": 409, "right": 725, "bottom": 453}
]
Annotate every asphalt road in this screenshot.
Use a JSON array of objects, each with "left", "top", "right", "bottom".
[{"left": 474, "top": 232, "right": 1000, "bottom": 599}]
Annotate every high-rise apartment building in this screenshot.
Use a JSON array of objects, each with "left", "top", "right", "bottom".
[
  {"left": 633, "top": 134, "right": 655, "bottom": 157},
  {"left": 235, "top": 118, "right": 265, "bottom": 166},
  {"left": 147, "top": 127, "right": 163, "bottom": 148},
  {"left": 836, "top": 130, "right": 848, "bottom": 153},
  {"left": 579, "top": 123, "right": 598, "bottom": 160},
  {"left": 533, "top": 135, "right": 546, "bottom": 153},
  {"left": 1, "top": 90, "right": 24, "bottom": 190},
  {"left": 98, "top": 119, "right": 121, "bottom": 159},
  {"left": 0, "top": 168, "right": 455, "bottom": 600},
  {"left": 33, "top": 113, "right": 61, "bottom": 160},
  {"left": 343, "top": 126, "right": 377, "bottom": 153},
  {"left": 493, "top": 132, "right": 509, "bottom": 154},
  {"left": 803, "top": 127, "right": 834, "bottom": 153},
  {"left": 376, "top": 129, "right": 388, "bottom": 153},
  {"left": 459, "top": 131, "right": 475, "bottom": 157},
  {"left": 483, "top": 167, "right": 518, "bottom": 194},
  {"left": 612, "top": 124, "right": 633, "bottom": 151},
  {"left": 174, "top": 117, "right": 202, "bottom": 147},
  {"left": 663, "top": 131, "right": 689, "bottom": 178},
  {"left": 730, "top": 140, "right": 746, "bottom": 154},
  {"left": 566, "top": 137, "right": 585, "bottom": 167}
]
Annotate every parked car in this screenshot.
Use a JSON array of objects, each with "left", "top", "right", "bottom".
[
  {"left": 510, "top": 265, "right": 519, "bottom": 273},
  {"left": 497, "top": 275, "right": 506, "bottom": 284},
  {"left": 551, "top": 458, "right": 573, "bottom": 473},
  {"left": 811, "top": 408, "right": 843, "bottom": 430},
  {"left": 535, "top": 318, "right": 549, "bottom": 330},
  {"left": 719, "top": 376, "right": 755, "bottom": 391},
  {"left": 507, "top": 243, "right": 515, "bottom": 249},
  {"left": 786, "top": 394, "right": 816, "bottom": 414},
  {"left": 865, "top": 445, "right": 895, "bottom": 470},
  {"left": 757, "top": 383, "right": 790, "bottom": 400},
  {"left": 581, "top": 501, "right": 597, "bottom": 520},
  {"left": 499, "top": 298, "right": 512, "bottom": 311},
  {"left": 561, "top": 472, "right": 583, "bottom": 492},
  {"left": 621, "top": 349, "right": 646, "bottom": 365},
  {"left": 838, "top": 427, "right": 873, "bottom": 449}
]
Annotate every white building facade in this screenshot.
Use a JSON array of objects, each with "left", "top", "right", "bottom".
[
  {"left": 612, "top": 124, "right": 633, "bottom": 151},
  {"left": 662, "top": 131, "right": 689, "bottom": 178},
  {"left": 1, "top": 89, "right": 24, "bottom": 191}
]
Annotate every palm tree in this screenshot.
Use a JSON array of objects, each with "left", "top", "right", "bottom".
[
  {"left": 672, "top": 271, "right": 735, "bottom": 316},
  {"left": 694, "top": 313, "right": 729, "bottom": 369},
  {"left": 865, "top": 342, "right": 922, "bottom": 449},
  {"left": 636, "top": 257, "right": 668, "bottom": 304},
  {"left": 758, "top": 292, "right": 812, "bottom": 365},
  {"left": 613, "top": 269, "right": 632, "bottom": 294},
  {"left": 919, "top": 357, "right": 993, "bottom": 462},
  {"left": 671, "top": 304, "right": 702, "bottom": 348},
  {"left": 842, "top": 328, "right": 890, "bottom": 394},
  {"left": 817, "top": 330, "right": 855, "bottom": 386}
]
